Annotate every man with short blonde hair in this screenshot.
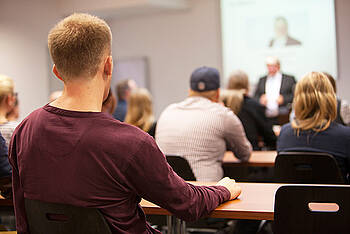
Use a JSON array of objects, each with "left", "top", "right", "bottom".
[{"left": 10, "top": 14, "right": 241, "bottom": 234}]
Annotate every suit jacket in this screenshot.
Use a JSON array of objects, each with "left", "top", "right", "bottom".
[
  {"left": 269, "top": 35, "right": 302, "bottom": 47},
  {"left": 254, "top": 73, "right": 296, "bottom": 107}
]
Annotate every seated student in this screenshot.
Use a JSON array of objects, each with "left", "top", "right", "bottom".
[
  {"left": 113, "top": 79, "right": 137, "bottom": 122},
  {"left": 156, "top": 66, "right": 252, "bottom": 181},
  {"left": 0, "top": 75, "right": 19, "bottom": 147},
  {"left": 323, "top": 72, "right": 350, "bottom": 126},
  {"left": 125, "top": 88, "right": 157, "bottom": 138},
  {"left": 101, "top": 87, "right": 117, "bottom": 115},
  {"left": 224, "top": 70, "right": 277, "bottom": 150},
  {"left": 9, "top": 13, "right": 242, "bottom": 234},
  {"left": 278, "top": 72, "right": 350, "bottom": 182}
]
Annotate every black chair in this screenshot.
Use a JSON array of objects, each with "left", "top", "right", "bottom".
[
  {"left": 166, "top": 155, "right": 196, "bottom": 181},
  {"left": 274, "top": 185, "right": 350, "bottom": 234},
  {"left": 274, "top": 152, "right": 345, "bottom": 184},
  {"left": 24, "top": 199, "right": 111, "bottom": 234}
]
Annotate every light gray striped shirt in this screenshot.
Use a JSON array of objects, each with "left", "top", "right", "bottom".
[{"left": 156, "top": 96, "right": 252, "bottom": 181}]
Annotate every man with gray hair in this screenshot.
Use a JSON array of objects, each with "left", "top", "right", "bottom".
[{"left": 254, "top": 56, "right": 296, "bottom": 123}]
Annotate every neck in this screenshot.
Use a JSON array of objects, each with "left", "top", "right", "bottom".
[{"left": 50, "top": 76, "right": 105, "bottom": 112}]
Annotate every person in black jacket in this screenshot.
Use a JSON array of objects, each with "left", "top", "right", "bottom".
[
  {"left": 223, "top": 70, "right": 276, "bottom": 150},
  {"left": 254, "top": 56, "right": 296, "bottom": 124}
]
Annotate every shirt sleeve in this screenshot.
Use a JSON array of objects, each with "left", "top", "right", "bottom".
[
  {"left": 340, "top": 100, "right": 350, "bottom": 126},
  {"left": 123, "top": 136, "right": 231, "bottom": 222},
  {"left": 8, "top": 132, "right": 30, "bottom": 234},
  {"left": 223, "top": 111, "right": 252, "bottom": 162}
]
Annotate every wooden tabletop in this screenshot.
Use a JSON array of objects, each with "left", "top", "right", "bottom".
[
  {"left": 222, "top": 151, "right": 277, "bottom": 167},
  {"left": 141, "top": 182, "right": 282, "bottom": 220}
]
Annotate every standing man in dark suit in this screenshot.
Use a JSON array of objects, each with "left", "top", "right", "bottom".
[{"left": 254, "top": 56, "right": 296, "bottom": 124}]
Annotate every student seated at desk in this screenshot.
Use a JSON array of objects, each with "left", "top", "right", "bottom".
[
  {"left": 223, "top": 70, "right": 276, "bottom": 150},
  {"left": 156, "top": 66, "right": 252, "bottom": 182},
  {"left": 125, "top": 88, "right": 157, "bottom": 138},
  {"left": 278, "top": 72, "right": 350, "bottom": 182},
  {"left": 9, "top": 13, "right": 242, "bottom": 234}
]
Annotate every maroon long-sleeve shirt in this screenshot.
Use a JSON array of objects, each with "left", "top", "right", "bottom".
[{"left": 9, "top": 104, "right": 230, "bottom": 234}]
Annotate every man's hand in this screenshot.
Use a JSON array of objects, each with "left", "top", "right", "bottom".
[
  {"left": 277, "top": 95, "right": 284, "bottom": 105},
  {"left": 216, "top": 177, "right": 241, "bottom": 200},
  {"left": 259, "top": 94, "right": 267, "bottom": 106}
]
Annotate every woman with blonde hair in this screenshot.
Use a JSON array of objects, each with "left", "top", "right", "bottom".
[
  {"left": 0, "top": 75, "right": 19, "bottom": 146},
  {"left": 223, "top": 70, "right": 276, "bottom": 150},
  {"left": 278, "top": 72, "right": 350, "bottom": 181},
  {"left": 124, "top": 88, "right": 156, "bottom": 137}
]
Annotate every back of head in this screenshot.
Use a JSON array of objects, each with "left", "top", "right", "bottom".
[
  {"left": 0, "top": 75, "right": 14, "bottom": 103},
  {"left": 227, "top": 70, "right": 249, "bottom": 91},
  {"left": 125, "top": 88, "right": 154, "bottom": 132},
  {"left": 220, "top": 89, "right": 244, "bottom": 115},
  {"left": 115, "top": 80, "right": 131, "bottom": 101},
  {"left": 322, "top": 72, "right": 336, "bottom": 93},
  {"left": 48, "top": 13, "right": 112, "bottom": 80},
  {"left": 292, "top": 72, "right": 337, "bottom": 132}
]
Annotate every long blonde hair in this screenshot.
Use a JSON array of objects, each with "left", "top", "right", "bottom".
[
  {"left": 0, "top": 75, "right": 14, "bottom": 103},
  {"left": 125, "top": 88, "right": 154, "bottom": 132},
  {"left": 292, "top": 72, "right": 337, "bottom": 132},
  {"left": 220, "top": 89, "right": 245, "bottom": 114}
]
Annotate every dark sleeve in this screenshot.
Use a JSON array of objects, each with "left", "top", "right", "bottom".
[
  {"left": 0, "top": 133, "right": 11, "bottom": 177},
  {"left": 254, "top": 78, "right": 263, "bottom": 102},
  {"left": 124, "top": 136, "right": 231, "bottom": 222},
  {"left": 8, "top": 132, "right": 30, "bottom": 234},
  {"left": 281, "top": 76, "right": 296, "bottom": 106}
]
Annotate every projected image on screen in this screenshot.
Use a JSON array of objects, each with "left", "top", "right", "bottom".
[
  {"left": 221, "top": 0, "right": 337, "bottom": 85},
  {"left": 269, "top": 16, "right": 302, "bottom": 48}
]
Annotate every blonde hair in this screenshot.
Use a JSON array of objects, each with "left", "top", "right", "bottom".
[
  {"left": 292, "top": 72, "right": 337, "bottom": 132},
  {"left": 220, "top": 89, "right": 245, "bottom": 114},
  {"left": 0, "top": 75, "right": 14, "bottom": 103},
  {"left": 48, "top": 13, "right": 112, "bottom": 80},
  {"left": 125, "top": 88, "right": 155, "bottom": 132},
  {"left": 227, "top": 70, "right": 249, "bottom": 91}
]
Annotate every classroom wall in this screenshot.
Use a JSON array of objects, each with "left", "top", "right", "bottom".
[
  {"left": 108, "top": 0, "right": 223, "bottom": 117},
  {"left": 0, "top": 0, "right": 60, "bottom": 119}
]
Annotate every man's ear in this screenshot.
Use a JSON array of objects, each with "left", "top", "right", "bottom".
[
  {"left": 104, "top": 56, "right": 113, "bottom": 79},
  {"left": 52, "top": 65, "right": 64, "bottom": 81}
]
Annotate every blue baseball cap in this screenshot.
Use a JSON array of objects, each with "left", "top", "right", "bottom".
[{"left": 190, "top": 66, "right": 220, "bottom": 92}]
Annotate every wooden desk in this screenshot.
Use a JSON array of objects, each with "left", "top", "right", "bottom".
[
  {"left": 223, "top": 151, "right": 277, "bottom": 167},
  {"left": 141, "top": 182, "right": 282, "bottom": 221}
]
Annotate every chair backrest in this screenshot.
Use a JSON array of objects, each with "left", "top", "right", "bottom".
[
  {"left": 166, "top": 155, "right": 196, "bottom": 181},
  {"left": 24, "top": 199, "right": 111, "bottom": 234},
  {"left": 274, "top": 185, "right": 350, "bottom": 234},
  {"left": 274, "top": 152, "right": 344, "bottom": 184}
]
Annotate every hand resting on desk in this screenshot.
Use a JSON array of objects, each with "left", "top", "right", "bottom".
[{"left": 216, "top": 177, "right": 241, "bottom": 200}]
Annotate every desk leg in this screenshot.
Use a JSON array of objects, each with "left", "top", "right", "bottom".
[
  {"left": 167, "top": 215, "right": 174, "bottom": 234},
  {"left": 167, "top": 216, "right": 187, "bottom": 234}
]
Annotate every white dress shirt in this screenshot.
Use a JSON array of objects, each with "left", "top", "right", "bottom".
[{"left": 265, "top": 72, "right": 282, "bottom": 117}]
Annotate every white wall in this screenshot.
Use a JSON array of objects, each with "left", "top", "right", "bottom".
[
  {"left": 108, "top": 0, "right": 222, "bottom": 117},
  {"left": 0, "top": 0, "right": 60, "bottom": 119}
]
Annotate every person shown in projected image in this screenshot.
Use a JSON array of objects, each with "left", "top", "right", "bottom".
[{"left": 269, "top": 16, "right": 301, "bottom": 48}]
